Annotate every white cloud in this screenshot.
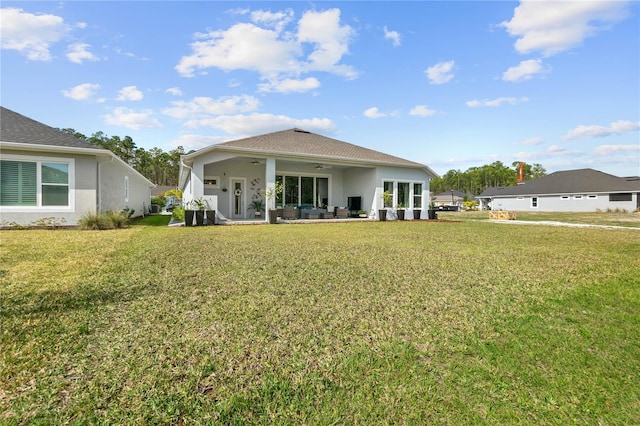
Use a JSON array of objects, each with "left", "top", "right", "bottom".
[
  {"left": 250, "top": 8, "right": 294, "bottom": 32},
  {"left": 383, "top": 26, "right": 401, "bottom": 47},
  {"left": 562, "top": 120, "right": 640, "bottom": 140},
  {"left": 409, "top": 105, "right": 436, "bottom": 117},
  {"left": 297, "top": 9, "right": 356, "bottom": 77},
  {"left": 166, "top": 87, "right": 183, "bottom": 96},
  {"left": 500, "top": 1, "right": 630, "bottom": 57},
  {"left": 163, "top": 95, "right": 260, "bottom": 120},
  {"left": 466, "top": 97, "right": 529, "bottom": 107},
  {"left": 516, "top": 137, "right": 545, "bottom": 146},
  {"left": 176, "top": 8, "right": 356, "bottom": 81},
  {"left": 502, "top": 59, "right": 548, "bottom": 82},
  {"left": 184, "top": 113, "right": 335, "bottom": 135},
  {"left": 66, "top": 42, "right": 99, "bottom": 64},
  {"left": 363, "top": 107, "right": 398, "bottom": 119},
  {"left": 62, "top": 83, "right": 100, "bottom": 101},
  {"left": 0, "top": 7, "right": 70, "bottom": 61},
  {"left": 593, "top": 144, "right": 640, "bottom": 156},
  {"left": 116, "top": 85, "right": 144, "bottom": 101},
  {"left": 425, "top": 61, "right": 455, "bottom": 85},
  {"left": 258, "top": 77, "right": 320, "bottom": 93},
  {"left": 103, "top": 107, "right": 162, "bottom": 129}
]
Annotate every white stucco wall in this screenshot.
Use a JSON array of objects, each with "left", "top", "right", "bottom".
[
  {"left": 98, "top": 157, "right": 152, "bottom": 217},
  {"left": 0, "top": 149, "right": 98, "bottom": 226},
  {"left": 492, "top": 192, "right": 639, "bottom": 212}
]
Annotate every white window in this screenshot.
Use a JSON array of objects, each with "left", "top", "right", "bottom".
[
  {"left": 0, "top": 155, "right": 74, "bottom": 210},
  {"left": 204, "top": 176, "right": 220, "bottom": 188},
  {"left": 413, "top": 183, "right": 423, "bottom": 209},
  {"left": 531, "top": 197, "right": 538, "bottom": 208},
  {"left": 588, "top": 195, "right": 597, "bottom": 199},
  {"left": 124, "top": 176, "right": 129, "bottom": 203},
  {"left": 573, "top": 195, "right": 583, "bottom": 200}
]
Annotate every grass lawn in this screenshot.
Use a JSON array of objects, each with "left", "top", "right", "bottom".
[{"left": 1, "top": 219, "right": 639, "bottom": 424}]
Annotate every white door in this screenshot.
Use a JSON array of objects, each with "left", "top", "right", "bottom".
[{"left": 230, "top": 178, "right": 245, "bottom": 219}]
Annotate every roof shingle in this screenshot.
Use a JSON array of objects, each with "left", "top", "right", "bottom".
[
  {"left": 1, "top": 106, "right": 102, "bottom": 150},
  {"left": 191, "top": 128, "right": 428, "bottom": 168}
]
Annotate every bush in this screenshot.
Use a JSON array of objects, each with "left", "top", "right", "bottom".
[
  {"left": 151, "top": 196, "right": 166, "bottom": 209},
  {"left": 172, "top": 206, "right": 185, "bottom": 222},
  {"left": 78, "top": 209, "right": 131, "bottom": 230},
  {"left": 78, "top": 212, "right": 110, "bottom": 230},
  {"left": 104, "top": 210, "right": 130, "bottom": 229}
]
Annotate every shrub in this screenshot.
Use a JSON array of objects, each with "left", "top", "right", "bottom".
[
  {"left": 104, "top": 210, "right": 130, "bottom": 229},
  {"left": 172, "top": 206, "right": 185, "bottom": 222},
  {"left": 151, "top": 196, "right": 166, "bottom": 209},
  {"left": 78, "top": 212, "right": 110, "bottom": 230}
]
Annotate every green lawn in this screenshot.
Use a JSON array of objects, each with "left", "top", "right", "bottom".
[{"left": 1, "top": 220, "right": 639, "bottom": 424}]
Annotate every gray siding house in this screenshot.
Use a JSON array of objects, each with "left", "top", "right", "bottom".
[
  {"left": 0, "top": 107, "right": 155, "bottom": 226},
  {"left": 476, "top": 168, "right": 640, "bottom": 212},
  {"left": 179, "top": 128, "right": 438, "bottom": 221}
]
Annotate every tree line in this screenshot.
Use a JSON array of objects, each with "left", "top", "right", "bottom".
[
  {"left": 60, "top": 129, "right": 192, "bottom": 186},
  {"left": 430, "top": 161, "right": 547, "bottom": 195}
]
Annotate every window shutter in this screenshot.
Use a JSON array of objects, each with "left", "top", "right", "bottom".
[{"left": 0, "top": 160, "right": 37, "bottom": 206}]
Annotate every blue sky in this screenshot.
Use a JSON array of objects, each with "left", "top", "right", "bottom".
[{"left": 2, "top": 1, "right": 639, "bottom": 178}]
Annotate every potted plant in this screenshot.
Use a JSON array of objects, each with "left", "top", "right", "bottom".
[
  {"left": 428, "top": 201, "right": 438, "bottom": 220},
  {"left": 248, "top": 200, "right": 264, "bottom": 218},
  {"left": 357, "top": 210, "right": 368, "bottom": 218},
  {"left": 379, "top": 190, "right": 392, "bottom": 221},
  {"left": 413, "top": 207, "right": 422, "bottom": 220},
  {"left": 261, "top": 182, "right": 283, "bottom": 224},
  {"left": 193, "top": 198, "right": 207, "bottom": 226},
  {"left": 184, "top": 201, "right": 195, "bottom": 227},
  {"left": 397, "top": 202, "right": 405, "bottom": 221}
]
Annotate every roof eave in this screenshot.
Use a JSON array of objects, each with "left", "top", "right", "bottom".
[
  {"left": 181, "top": 145, "right": 438, "bottom": 177},
  {"left": 1, "top": 141, "right": 155, "bottom": 188}
]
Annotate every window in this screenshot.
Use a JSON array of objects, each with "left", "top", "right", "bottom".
[
  {"left": 284, "top": 176, "right": 299, "bottom": 205},
  {"left": 0, "top": 157, "right": 71, "bottom": 208},
  {"left": 588, "top": 195, "right": 597, "bottom": 199},
  {"left": 413, "top": 183, "right": 422, "bottom": 209},
  {"left": 610, "top": 193, "right": 632, "bottom": 202},
  {"left": 561, "top": 196, "right": 570, "bottom": 200},
  {"left": 397, "top": 182, "right": 410, "bottom": 208},
  {"left": 531, "top": 197, "right": 538, "bottom": 208},
  {"left": 383, "top": 181, "right": 393, "bottom": 207},
  {"left": 573, "top": 195, "right": 583, "bottom": 200},
  {"left": 124, "top": 176, "right": 129, "bottom": 203},
  {"left": 204, "top": 176, "right": 220, "bottom": 188}
]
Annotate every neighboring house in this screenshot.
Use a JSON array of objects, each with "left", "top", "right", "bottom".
[
  {"left": 431, "top": 190, "right": 468, "bottom": 210},
  {"left": 179, "top": 128, "right": 438, "bottom": 221},
  {"left": 0, "top": 107, "right": 155, "bottom": 226},
  {"left": 476, "top": 168, "right": 640, "bottom": 212}
]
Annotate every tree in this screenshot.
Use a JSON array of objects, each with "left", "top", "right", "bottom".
[{"left": 60, "top": 128, "right": 191, "bottom": 186}]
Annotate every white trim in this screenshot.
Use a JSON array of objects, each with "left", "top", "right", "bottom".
[
  {"left": 124, "top": 176, "right": 129, "bottom": 203},
  {"left": 0, "top": 153, "right": 75, "bottom": 212}
]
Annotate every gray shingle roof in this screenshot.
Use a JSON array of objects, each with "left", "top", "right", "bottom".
[
  {"left": 189, "top": 128, "right": 429, "bottom": 169},
  {"left": 1, "top": 106, "right": 102, "bottom": 150},
  {"left": 477, "top": 169, "right": 640, "bottom": 197}
]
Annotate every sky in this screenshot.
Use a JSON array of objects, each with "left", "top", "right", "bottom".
[{"left": 2, "top": 1, "right": 639, "bottom": 178}]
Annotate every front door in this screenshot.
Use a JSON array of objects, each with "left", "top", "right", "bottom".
[{"left": 230, "top": 178, "right": 245, "bottom": 219}]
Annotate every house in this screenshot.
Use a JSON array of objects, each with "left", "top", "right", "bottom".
[
  {"left": 178, "top": 128, "right": 438, "bottom": 221},
  {"left": 476, "top": 168, "right": 640, "bottom": 212},
  {"left": 0, "top": 107, "right": 155, "bottom": 226},
  {"left": 431, "top": 190, "right": 468, "bottom": 211}
]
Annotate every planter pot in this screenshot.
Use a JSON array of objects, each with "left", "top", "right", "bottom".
[
  {"left": 184, "top": 209, "right": 195, "bottom": 226},
  {"left": 195, "top": 210, "right": 205, "bottom": 226},
  {"left": 397, "top": 210, "right": 405, "bottom": 221},
  {"left": 378, "top": 209, "right": 387, "bottom": 221},
  {"left": 428, "top": 209, "right": 438, "bottom": 220},
  {"left": 358, "top": 213, "right": 368, "bottom": 218},
  {"left": 255, "top": 212, "right": 262, "bottom": 218},
  {"left": 268, "top": 209, "right": 278, "bottom": 224},
  {"left": 413, "top": 210, "right": 422, "bottom": 220},
  {"left": 205, "top": 210, "right": 216, "bottom": 225}
]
